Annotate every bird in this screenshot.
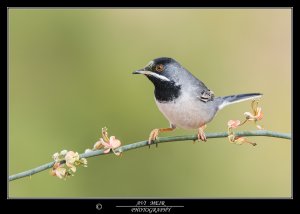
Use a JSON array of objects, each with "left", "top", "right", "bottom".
[{"left": 132, "top": 57, "right": 262, "bottom": 146}]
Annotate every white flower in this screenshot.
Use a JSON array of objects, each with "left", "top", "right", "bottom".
[
  {"left": 50, "top": 162, "right": 67, "bottom": 179},
  {"left": 60, "top": 150, "right": 68, "bottom": 156},
  {"left": 65, "top": 151, "right": 80, "bottom": 172},
  {"left": 52, "top": 152, "right": 60, "bottom": 161}
]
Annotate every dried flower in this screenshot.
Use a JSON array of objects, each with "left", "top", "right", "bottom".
[
  {"left": 232, "top": 136, "right": 257, "bottom": 146},
  {"left": 52, "top": 152, "right": 60, "bottom": 162},
  {"left": 65, "top": 151, "right": 79, "bottom": 172},
  {"left": 244, "top": 107, "right": 263, "bottom": 121},
  {"left": 50, "top": 162, "right": 67, "bottom": 179},
  {"left": 50, "top": 126, "right": 122, "bottom": 180},
  {"left": 65, "top": 151, "right": 79, "bottom": 166},
  {"left": 244, "top": 100, "right": 264, "bottom": 129},
  {"left": 51, "top": 150, "right": 87, "bottom": 180},
  {"left": 80, "top": 158, "right": 88, "bottom": 167},
  {"left": 54, "top": 166, "right": 67, "bottom": 179},
  {"left": 227, "top": 120, "right": 241, "bottom": 129},
  {"left": 60, "top": 150, "right": 68, "bottom": 156},
  {"left": 226, "top": 100, "right": 263, "bottom": 146},
  {"left": 93, "top": 140, "right": 103, "bottom": 150},
  {"left": 101, "top": 136, "right": 122, "bottom": 155},
  {"left": 93, "top": 127, "right": 122, "bottom": 156}
]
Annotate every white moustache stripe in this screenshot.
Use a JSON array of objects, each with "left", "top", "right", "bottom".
[
  {"left": 149, "top": 72, "right": 171, "bottom": 82},
  {"left": 140, "top": 71, "right": 170, "bottom": 82}
]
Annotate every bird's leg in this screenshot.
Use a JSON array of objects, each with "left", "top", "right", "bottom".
[
  {"left": 197, "top": 124, "right": 207, "bottom": 142},
  {"left": 148, "top": 126, "right": 175, "bottom": 148}
]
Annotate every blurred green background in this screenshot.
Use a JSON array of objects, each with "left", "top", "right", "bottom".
[{"left": 9, "top": 9, "right": 291, "bottom": 198}]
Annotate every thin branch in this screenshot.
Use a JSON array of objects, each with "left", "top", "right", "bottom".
[{"left": 9, "top": 130, "right": 291, "bottom": 182}]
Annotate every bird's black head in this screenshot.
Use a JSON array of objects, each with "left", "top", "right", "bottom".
[
  {"left": 133, "top": 57, "right": 182, "bottom": 102},
  {"left": 133, "top": 57, "right": 181, "bottom": 84}
]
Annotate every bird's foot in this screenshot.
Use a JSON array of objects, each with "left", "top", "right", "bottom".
[
  {"left": 197, "top": 125, "right": 207, "bottom": 142},
  {"left": 148, "top": 128, "right": 160, "bottom": 148},
  {"left": 148, "top": 127, "right": 175, "bottom": 148}
]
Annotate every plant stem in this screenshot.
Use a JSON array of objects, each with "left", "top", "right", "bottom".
[{"left": 9, "top": 130, "right": 291, "bottom": 182}]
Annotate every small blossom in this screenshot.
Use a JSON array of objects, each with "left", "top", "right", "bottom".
[
  {"left": 80, "top": 158, "right": 88, "bottom": 167},
  {"left": 244, "top": 100, "right": 264, "bottom": 129},
  {"left": 227, "top": 120, "right": 241, "bottom": 129},
  {"left": 234, "top": 136, "right": 257, "bottom": 146},
  {"left": 93, "top": 127, "right": 122, "bottom": 156},
  {"left": 102, "top": 127, "right": 110, "bottom": 142},
  {"left": 50, "top": 162, "right": 61, "bottom": 176},
  {"left": 60, "top": 150, "right": 68, "bottom": 156},
  {"left": 244, "top": 100, "right": 263, "bottom": 121},
  {"left": 101, "top": 136, "right": 122, "bottom": 156},
  {"left": 65, "top": 151, "right": 79, "bottom": 168},
  {"left": 53, "top": 162, "right": 60, "bottom": 168},
  {"left": 64, "top": 151, "right": 80, "bottom": 174},
  {"left": 228, "top": 135, "right": 256, "bottom": 146},
  {"left": 50, "top": 126, "right": 122, "bottom": 180},
  {"left": 51, "top": 149, "right": 87, "bottom": 180},
  {"left": 55, "top": 167, "right": 67, "bottom": 179},
  {"left": 226, "top": 100, "right": 263, "bottom": 146},
  {"left": 93, "top": 139, "right": 104, "bottom": 150},
  {"left": 69, "top": 165, "right": 76, "bottom": 173},
  {"left": 52, "top": 152, "right": 60, "bottom": 161},
  {"left": 244, "top": 107, "right": 263, "bottom": 121},
  {"left": 51, "top": 163, "right": 67, "bottom": 179},
  {"left": 50, "top": 169, "right": 56, "bottom": 176}
]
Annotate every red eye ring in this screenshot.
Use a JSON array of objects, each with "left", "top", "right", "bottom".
[{"left": 155, "top": 64, "right": 164, "bottom": 72}]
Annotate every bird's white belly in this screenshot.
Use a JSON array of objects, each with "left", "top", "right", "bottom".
[{"left": 155, "top": 96, "right": 213, "bottom": 130}]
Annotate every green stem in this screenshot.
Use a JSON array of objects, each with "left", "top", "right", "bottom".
[{"left": 9, "top": 130, "right": 291, "bottom": 182}]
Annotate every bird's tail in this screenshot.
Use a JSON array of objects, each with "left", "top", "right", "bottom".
[{"left": 217, "top": 93, "right": 262, "bottom": 110}]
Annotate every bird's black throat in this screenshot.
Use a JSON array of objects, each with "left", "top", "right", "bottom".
[{"left": 147, "top": 76, "right": 181, "bottom": 102}]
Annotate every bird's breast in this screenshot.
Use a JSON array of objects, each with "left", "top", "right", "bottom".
[{"left": 155, "top": 94, "right": 217, "bottom": 129}]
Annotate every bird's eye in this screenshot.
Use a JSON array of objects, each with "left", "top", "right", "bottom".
[{"left": 155, "top": 64, "right": 164, "bottom": 72}]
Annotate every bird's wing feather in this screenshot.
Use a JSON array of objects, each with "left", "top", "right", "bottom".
[
  {"left": 197, "top": 89, "right": 215, "bottom": 103},
  {"left": 193, "top": 79, "right": 215, "bottom": 103}
]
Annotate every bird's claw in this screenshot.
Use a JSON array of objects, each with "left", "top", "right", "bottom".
[
  {"left": 197, "top": 132, "right": 207, "bottom": 142},
  {"left": 197, "top": 125, "right": 207, "bottom": 142},
  {"left": 148, "top": 128, "right": 160, "bottom": 148}
]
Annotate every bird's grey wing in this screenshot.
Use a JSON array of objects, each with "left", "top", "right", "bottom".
[
  {"left": 193, "top": 80, "right": 215, "bottom": 103},
  {"left": 197, "top": 88, "right": 215, "bottom": 103},
  {"left": 182, "top": 68, "right": 215, "bottom": 103}
]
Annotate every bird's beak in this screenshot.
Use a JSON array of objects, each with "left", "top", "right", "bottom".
[{"left": 132, "top": 68, "right": 152, "bottom": 75}]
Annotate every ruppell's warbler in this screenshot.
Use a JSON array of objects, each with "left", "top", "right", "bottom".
[{"left": 133, "top": 57, "right": 262, "bottom": 146}]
